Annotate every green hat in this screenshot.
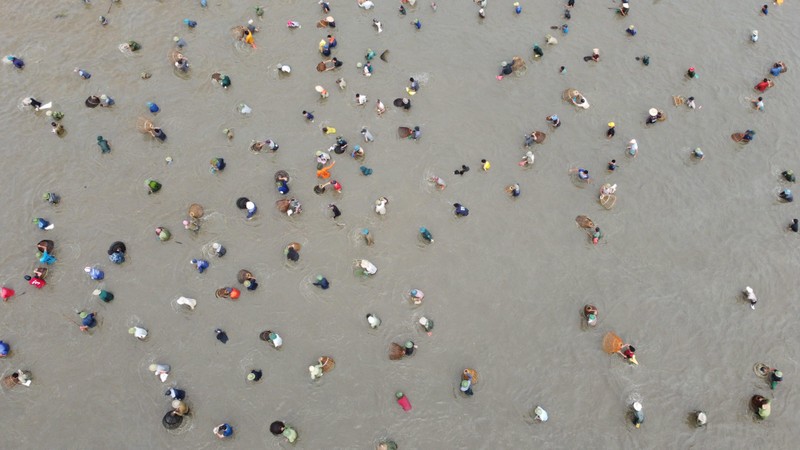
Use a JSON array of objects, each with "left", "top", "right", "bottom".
[
  {"left": 268, "top": 332, "right": 278, "bottom": 341},
  {"left": 128, "top": 327, "right": 136, "bottom": 334},
  {"left": 42, "top": 193, "right": 51, "bottom": 201},
  {"left": 404, "top": 341, "right": 414, "bottom": 349},
  {"left": 460, "top": 380, "right": 470, "bottom": 388},
  {"left": 247, "top": 372, "right": 256, "bottom": 381},
  {"left": 395, "top": 391, "right": 404, "bottom": 399},
  {"left": 316, "top": 275, "right": 324, "bottom": 281},
  {"left": 79, "top": 311, "right": 89, "bottom": 319},
  {"left": 243, "top": 280, "right": 252, "bottom": 287}
]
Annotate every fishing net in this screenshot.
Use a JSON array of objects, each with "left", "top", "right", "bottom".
[
  {"left": 575, "top": 215, "right": 594, "bottom": 229},
  {"left": 603, "top": 332, "right": 623, "bottom": 354},
  {"left": 136, "top": 117, "right": 154, "bottom": 134}
]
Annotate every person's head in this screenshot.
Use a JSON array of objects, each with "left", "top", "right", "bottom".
[
  {"left": 454, "top": 203, "right": 461, "bottom": 208},
  {"left": 758, "top": 97, "right": 763, "bottom": 101},
  {"left": 322, "top": 127, "right": 328, "bottom": 132},
  {"left": 414, "top": 126, "right": 420, "bottom": 131},
  {"left": 611, "top": 159, "right": 616, "bottom": 164},
  {"left": 410, "top": 77, "right": 414, "bottom": 82},
  {"left": 688, "top": 97, "right": 694, "bottom": 102},
  {"left": 270, "top": 421, "right": 286, "bottom": 434},
  {"left": 628, "top": 345, "right": 636, "bottom": 352},
  {"left": 594, "top": 227, "right": 600, "bottom": 232},
  {"left": 763, "top": 78, "right": 769, "bottom": 82},
  {"left": 332, "top": 57, "right": 338, "bottom": 62},
  {"left": 24, "top": 275, "right": 31, "bottom": 281},
  {"left": 481, "top": 159, "right": 487, "bottom": 163}
]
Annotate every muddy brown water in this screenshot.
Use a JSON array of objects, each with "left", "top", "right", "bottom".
[{"left": 1, "top": 1, "right": 799, "bottom": 448}]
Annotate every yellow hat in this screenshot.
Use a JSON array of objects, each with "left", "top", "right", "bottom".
[{"left": 608, "top": 122, "right": 615, "bottom": 127}]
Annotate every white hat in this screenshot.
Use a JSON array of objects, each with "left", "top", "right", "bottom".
[
  {"left": 245, "top": 201, "right": 255, "bottom": 210},
  {"left": 633, "top": 402, "right": 642, "bottom": 411},
  {"left": 211, "top": 243, "right": 220, "bottom": 250},
  {"left": 629, "top": 139, "right": 637, "bottom": 144},
  {"left": 649, "top": 108, "right": 658, "bottom": 116}
]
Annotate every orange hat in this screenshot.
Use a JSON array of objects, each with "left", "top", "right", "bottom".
[{"left": 230, "top": 288, "right": 241, "bottom": 299}]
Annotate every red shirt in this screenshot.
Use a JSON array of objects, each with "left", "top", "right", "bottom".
[
  {"left": 623, "top": 348, "right": 635, "bottom": 359},
  {"left": 29, "top": 278, "right": 46, "bottom": 289},
  {"left": 756, "top": 81, "right": 769, "bottom": 92}
]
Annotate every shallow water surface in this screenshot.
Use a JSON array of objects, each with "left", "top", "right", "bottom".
[{"left": 1, "top": 1, "right": 799, "bottom": 448}]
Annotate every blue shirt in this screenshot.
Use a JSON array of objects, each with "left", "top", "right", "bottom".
[
  {"left": 82, "top": 314, "right": 96, "bottom": 328},
  {"left": 195, "top": 260, "right": 209, "bottom": 272},
  {"left": 313, "top": 277, "right": 330, "bottom": 289},
  {"left": 770, "top": 67, "right": 781, "bottom": 76},
  {"left": 455, "top": 206, "right": 469, "bottom": 216},
  {"left": 40, "top": 251, "right": 57, "bottom": 264},
  {"left": 278, "top": 181, "right": 289, "bottom": 194}
]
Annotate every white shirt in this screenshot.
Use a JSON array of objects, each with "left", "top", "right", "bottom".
[
  {"left": 133, "top": 327, "right": 148, "bottom": 339},
  {"left": 356, "top": 95, "right": 367, "bottom": 105}
]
